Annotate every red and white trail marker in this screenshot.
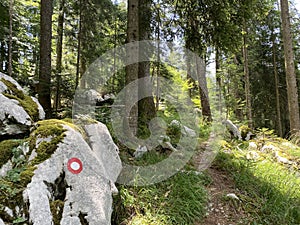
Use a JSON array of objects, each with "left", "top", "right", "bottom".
[{"left": 67, "top": 158, "right": 83, "bottom": 174}]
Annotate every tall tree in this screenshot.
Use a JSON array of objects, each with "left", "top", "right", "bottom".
[
  {"left": 39, "top": 0, "right": 53, "bottom": 118},
  {"left": 8, "top": 0, "right": 13, "bottom": 77},
  {"left": 242, "top": 23, "right": 253, "bottom": 128},
  {"left": 270, "top": 9, "right": 283, "bottom": 137},
  {"left": 137, "top": 0, "right": 156, "bottom": 136},
  {"left": 125, "top": 0, "right": 139, "bottom": 135},
  {"left": 280, "top": 0, "right": 300, "bottom": 133},
  {"left": 54, "top": 0, "right": 65, "bottom": 115}
]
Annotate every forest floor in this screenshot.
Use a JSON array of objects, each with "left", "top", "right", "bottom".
[{"left": 193, "top": 139, "right": 247, "bottom": 225}]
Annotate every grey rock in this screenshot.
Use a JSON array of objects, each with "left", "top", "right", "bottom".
[
  {"left": 182, "top": 125, "right": 197, "bottom": 137},
  {"left": 0, "top": 160, "right": 13, "bottom": 177},
  {"left": 0, "top": 72, "right": 23, "bottom": 91},
  {"left": 134, "top": 145, "right": 148, "bottom": 158},
  {"left": 31, "top": 97, "right": 45, "bottom": 120},
  {"left": 83, "top": 89, "right": 103, "bottom": 104},
  {"left": 223, "top": 119, "right": 242, "bottom": 140},
  {"left": 0, "top": 73, "right": 45, "bottom": 138},
  {"left": 0, "top": 94, "right": 32, "bottom": 137},
  {"left": 84, "top": 122, "right": 122, "bottom": 182},
  {"left": 24, "top": 122, "right": 121, "bottom": 225}
]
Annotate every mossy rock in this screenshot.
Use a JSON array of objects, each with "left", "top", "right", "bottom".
[
  {"left": 1, "top": 78, "right": 39, "bottom": 122},
  {"left": 0, "top": 119, "right": 76, "bottom": 223},
  {"left": 239, "top": 125, "right": 253, "bottom": 140},
  {"left": 0, "top": 139, "right": 22, "bottom": 167}
]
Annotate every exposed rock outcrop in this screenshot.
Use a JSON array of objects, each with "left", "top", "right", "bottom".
[
  {"left": 0, "top": 72, "right": 45, "bottom": 140},
  {"left": 0, "top": 74, "right": 122, "bottom": 224},
  {"left": 0, "top": 120, "right": 122, "bottom": 225}
]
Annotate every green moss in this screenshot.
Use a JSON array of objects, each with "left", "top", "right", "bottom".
[
  {"left": 50, "top": 200, "right": 64, "bottom": 225},
  {"left": 239, "top": 125, "right": 253, "bottom": 140},
  {"left": 0, "top": 140, "right": 22, "bottom": 167},
  {"left": 0, "top": 119, "right": 72, "bottom": 223},
  {"left": 1, "top": 78, "right": 39, "bottom": 122}
]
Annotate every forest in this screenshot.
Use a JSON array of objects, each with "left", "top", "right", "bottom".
[{"left": 0, "top": 0, "right": 300, "bottom": 224}]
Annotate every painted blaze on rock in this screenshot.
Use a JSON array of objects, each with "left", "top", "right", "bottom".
[{"left": 0, "top": 119, "right": 122, "bottom": 225}]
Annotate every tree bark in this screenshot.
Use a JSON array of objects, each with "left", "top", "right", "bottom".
[
  {"left": 8, "top": 0, "right": 13, "bottom": 77},
  {"left": 75, "top": 0, "right": 82, "bottom": 90},
  {"left": 280, "top": 0, "right": 300, "bottom": 134},
  {"left": 271, "top": 30, "right": 283, "bottom": 137},
  {"left": 242, "top": 24, "right": 253, "bottom": 128},
  {"left": 125, "top": 0, "right": 139, "bottom": 135},
  {"left": 216, "top": 48, "right": 222, "bottom": 115},
  {"left": 54, "top": 0, "right": 65, "bottom": 116},
  {"left": 137, "top": 0, "right": 156, "bottom": 136},
  {"left": 39, "top": 0, "right": 53, "bottom": 118},
  {"left": 196, "top": 55, "right": 212, "bottom": 122}
]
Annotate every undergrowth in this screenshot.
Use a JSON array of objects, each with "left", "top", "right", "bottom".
[
  {"left": 215, "top": 137, "right": 300, "bottom": 225},
  {"left": 112, "top": 169, "right": 210, "bottom": 225}
]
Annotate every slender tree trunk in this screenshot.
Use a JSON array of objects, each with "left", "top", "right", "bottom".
[
  {"left": 155, "top": 3, "right": 161, "bottom": 111},
  {"left": 242, "top": 24, "right": 253, "bottom": 128},
  {"left": 0, "top": 42, "right": 4, "bottom": 72},
  {"left": 137, "top": 0, "right": 156, "bottom": 136},
  {"left": 54, "top": 0, "right": 65, "bottom": 116},
  {"left": 8, "top": 0, "right": 13, "bottom": 77},
  {"left": 39, "top": 0, "right": 53, "bottom": 118},
  {"left": 271, "top": 31, "right": 283, "bottom": 137},
  {"left": 126, "top": 0, "right": 139, "bottom": 135},
  {"left": 280, "top": 0, "right": 300, "bottom": 134},
  {"left": 196, "top": 54, "right": 212, "bottom": 122},
  {"left": 215, "top": 48, "right": 222, "bottom": 115},
  {"left": 75, "top": 0, "right": 82, "bottom": 90}
]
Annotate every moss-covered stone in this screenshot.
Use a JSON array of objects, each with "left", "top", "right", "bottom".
[
  {"left": 1, "top": 78, "right": 39, "bottom": 122},
  {"left": 239, "top": 125, "right": 253, "bottom": 140},
  {"left": 50, "top": 200, "right": 64, "bottom": 225},
  {"left": 0, "top": 139, "right": 22, "bottom": 167},
  {"left": 0, "top": 119, "right": 75, "bottom": 223}
]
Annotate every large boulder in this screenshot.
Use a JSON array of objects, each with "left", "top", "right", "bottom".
[
  {"left": 0, "top": 72, "right": 45, "bottom": 140},
  {"left": 0, "top": 119, "right": 122, "bottom": 225}
]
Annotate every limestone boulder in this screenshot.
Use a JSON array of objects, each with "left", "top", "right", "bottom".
[
  {"left": 0, "top": 72, "right": 45, "bottom": 140},
  {"left": 0, "top": 120, "right": 122, "bottom": 225}
]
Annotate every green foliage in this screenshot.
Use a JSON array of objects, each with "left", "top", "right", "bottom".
[
  {"left": 50, "top": 200, "right": 64, "bottom": 225},
  {"left": 0, "top": 139, "right": 21, "bottom": 167},
  {"left": 216, "top": 139, "right": 300, "bottom": 224},
  {"left": 113, "top": 171, "right": 208, "bottom": 225}
]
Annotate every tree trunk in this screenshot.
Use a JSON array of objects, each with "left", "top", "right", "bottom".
[
  {"left": 75, "top": 0, "right": 82, "bottom": 90},
  {"left": 215, "top": 48, "right": 222, "bottom": 116},
  {"left": 242, "top": 24, "right": 253, "bottom": 128},
  {"left": 155, "top": 3, "right": 161, "bottom": 111},
  {"left": 196, "top": 55, "right": 212, "bottom": 122},
  {"left": 280, "top": 0, "right": 300, "bottom": 134},
  {"left": 137, "top": 0, "right": 156, "bottom": 136},
  {"left": 54, "top": 0, "right": 65, "bottom": 116},
  {"left": 125, "top": 0, "right": 139, "bottom": 135},
  {"left": 8, "top": 0, "right": 13, "bottom": 77},
  {"left": 271, "top": 31, "right": 283, "bottom": 137},
  {"left": 39, "top": 0, "right": 53, "bottom": 118}
]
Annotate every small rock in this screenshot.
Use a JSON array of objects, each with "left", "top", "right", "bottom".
[
  {"left": 226, "top": 193, "right": 239, "bottom": 201},
  {"left": 261, "top": 144, "right": 279, "bottom": 153},
  {"left": 134, "top": 145, "right": 148, "bottom": 158},
  {"left": 248, "top": 142, "right": 258, "bottom": 150},
  {"left": 246, "top": 151, "right": 259, "bottom": 160}
]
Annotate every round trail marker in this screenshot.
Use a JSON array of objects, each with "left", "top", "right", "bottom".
[{"left": 67, "top": 158, "right": 83, "bottom": 174}]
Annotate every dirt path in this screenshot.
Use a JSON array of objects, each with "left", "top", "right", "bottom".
[{"left": 192, "top": 137, "right": 247, "bottom": 225}]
